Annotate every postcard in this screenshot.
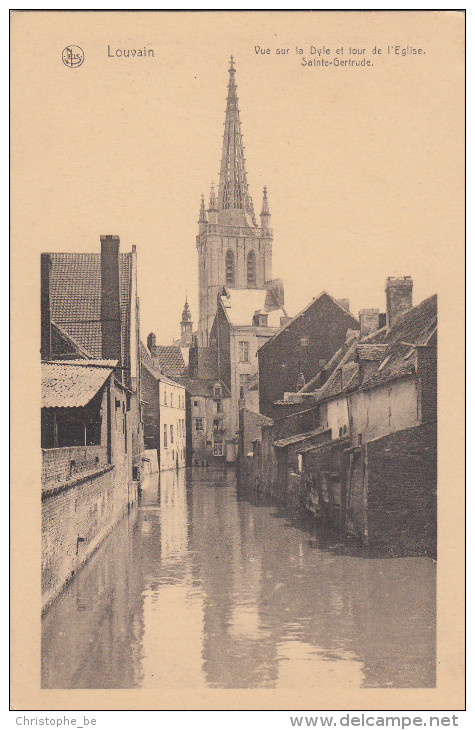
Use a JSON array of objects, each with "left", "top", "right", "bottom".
[{"left": 10, "top": 10, "right": 465, "bottom": 711}]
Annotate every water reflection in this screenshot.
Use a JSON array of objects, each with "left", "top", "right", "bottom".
[{"left": 42, "top": 467, "right": 436, "bottom": 689}]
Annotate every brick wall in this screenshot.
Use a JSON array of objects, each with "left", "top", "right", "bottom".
[
  {"left": 41, "top": 463, "right": 130, "bottom": 610},
  {"left": 42, "top": 445, "right": 107, "bottom": 487},
  {"left": 41, "top": 380, "right": 135, "bottom": 611},
  {"left": 365, "top": 421, "right": 437, "bottom": 556}
]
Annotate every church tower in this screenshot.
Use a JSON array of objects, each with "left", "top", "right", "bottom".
[{"left": 196, "top": 57, "right": 273, "bottom": 346}]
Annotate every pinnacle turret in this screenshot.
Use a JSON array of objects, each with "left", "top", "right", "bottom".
[
  {"left": 208, "top": 182, "right": 217, "bottom": 211},
  {"left": 199, "top": 194, "right": 206, "bottom": 222},
  {"left": 260, "top": 186, "right": 270, "bottom": 229},
  {"left": 261, "top": 186, "right": 270, "bottom": 215}
]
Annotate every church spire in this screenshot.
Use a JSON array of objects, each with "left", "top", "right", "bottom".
[{"left": 217, "top": 57, "right": 256, "bottom": 224}]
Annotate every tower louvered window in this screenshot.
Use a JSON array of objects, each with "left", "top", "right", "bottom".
[
  {"left": 225, "top": 250, "right": 235, "bottom": 285},
  {"left": 247, "top": 250, "right": 256, "bottom": 286}
]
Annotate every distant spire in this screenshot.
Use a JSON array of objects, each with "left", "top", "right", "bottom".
[
  {"left": 217, "top": 57, "right": 255, "bottom": 221},
  {"left": 261, "top": 186, "right": 270, "bottom": 216},
  {"left": 199, "top": 194, "right": 206, "bottom": 222},
  {"left": 209, "top": 181, "right": 217, "bottom": 210},
  {"left": 181, "top": 296, "right": 192, "bottom": 323}
]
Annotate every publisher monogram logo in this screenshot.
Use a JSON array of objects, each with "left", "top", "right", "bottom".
[{"left": 62, "top": 46, "right": 84, "bottom": 68}]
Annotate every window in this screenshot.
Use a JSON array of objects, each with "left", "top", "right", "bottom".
[
  {"left": 216, "top": 399, "right": 222, "bottom": 413},
  {"left": 247, "top": 250, "right": 256, "bottom": 286},
  {"left": 170, "top": 392, "right": 173, "bottom": 407},
  {"left": 213, "top": 419, "right": 220, "bottom": 431},
  {"left": 163, "top": 424, "right": 168, "bottom": 448},
  {"left": 213, "top": 443, "right": 223, "bottom": 456},
  {"left": 195, "top": 417, "right": 204, "bottom": 432},
  {"left": 213, "top": 384, "right": 222, "bottom": 397},
  {"left": 225, "top": 250, "right": 235, "bottom": 285},
  {"left": 258, "top": 314, "right": 268, "bottom": 327},
  {"left": 239, "top": 341, "right": 250, "bottom": 363},
  {"left": 164, "top": 389, "right": 167, "bottom": 405},
  {"left": 194, "top": 400, "right": 199, "bottom": 407},
  {"left": 300, "top": 336, "right": 309, "bottom": 347},
  {"left": 170, "top": 424, "right": 174, "bottom": 444}
]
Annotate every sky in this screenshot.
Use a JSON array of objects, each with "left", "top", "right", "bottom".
[{"left": 12, "top": 11, "right": 464, "bottom": 345}]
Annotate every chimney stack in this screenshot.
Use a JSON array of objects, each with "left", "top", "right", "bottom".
[
  {"left": 337, "top": 298, "right": 350, "bottom": 312},
  {"left": 385, "top": 277, "right": 413, "bottom": 328},
  {"left": 100, "top": 235, "right": 122, "bottom": 363},
  {"left": 40, "top": 254, "right": 52, "bottom": 361},
  {"left": 147, "top": 332, "right": 157, "bottom": 355},
  {"left": 359, "top": 308, "right": 380, "bottom": 337}
]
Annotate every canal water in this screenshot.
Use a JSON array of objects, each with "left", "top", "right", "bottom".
[{"left": 42, "top": 468, "right": 436, "bottom": 689}]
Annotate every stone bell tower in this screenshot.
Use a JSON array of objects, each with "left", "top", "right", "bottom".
[{"left": 196, "top": 57, "right": 273, "bottom": 346}]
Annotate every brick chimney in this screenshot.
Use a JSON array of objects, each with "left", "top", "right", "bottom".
[
  {"left": 337, "top": 298, "right": 350, "bottom": 312},
  {"left": 359, "top": 308, "right": 380, "bottom": 337},
  {"left": 40, "top": 254, "right": 52, "bottom": 361},
  {"left": 100, "top": 235, "right": 122, "bottom": 362},
  {"left": 147, "top": 332, "right": 157, "bottom": 355},
  {"left": 385, "top": 277, "right": 413, "bottom": 328}
]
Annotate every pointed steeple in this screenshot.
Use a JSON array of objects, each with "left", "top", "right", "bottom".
[
  {"left": 180, "top": 296, "right": 193, "bottom": 345},
  {"left": 217, "top": 57, "right": 256, "bottom": 224},
  {"left": 181, "top": 296, "right": 192, "bottom": 323}
]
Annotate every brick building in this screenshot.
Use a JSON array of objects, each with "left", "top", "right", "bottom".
[
  {"left": 240, "top": 277, "right": 437, "bottom": 556},
  {"left": 258, "top": 292, "right": 359, "bottom": 420},
  {"left": 40, "top": 235, "right": 144, "bottom": 609},
  {"left": 41, "top": 235, "right": 143, "bottom": 479}
]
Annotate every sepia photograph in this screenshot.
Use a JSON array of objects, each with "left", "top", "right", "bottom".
[{"left": 10, "top": 9, "right": 464, "bottom": 712}]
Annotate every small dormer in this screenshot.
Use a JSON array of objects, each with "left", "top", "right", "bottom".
[{"left": 252, "top": 311, "right": 268, "bottom": 327}]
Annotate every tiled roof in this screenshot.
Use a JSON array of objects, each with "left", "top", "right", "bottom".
[
  {"left": 152, "top": 345, "right": 186, "bottom": 377},
  {"left": 358, "top": 294, "right": 437, "bottom": 390},
  {"left": 42, "top": 361, "right": 113, "bottom": 409},
  {"left": 141, "top": 360, "right": 186, "bottom": 388},
  {"left": 297, "top": 294, "right": 437, "bottom": 400},
  {"left": 273, "top": 427, "right": 324, "bottom": 448},
  {"left": 48, "top": 252, "right": 132, "bottom": 365},
  {"left": 174, "top": 377, "right": 231, "bottom": 397},
  {"left": 242, "top": 408, "right": 274, "bottom": 427},
  {"left": 51, "top": 321, "right": 91, "bottom": 359},
  {"left": 356, "top": 344, "right": 389, "bottom": 361}
]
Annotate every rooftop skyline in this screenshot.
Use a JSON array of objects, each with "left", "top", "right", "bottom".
[{"left": 18, "top": 13, "right": 462, "bottom": 344}]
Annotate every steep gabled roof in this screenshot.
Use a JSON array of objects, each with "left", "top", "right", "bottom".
[
  {"left": 48, "top": 252, "right": 132, "bottom": 365},
  {"left": 51, "top": 321, "right": 92, "bottom": 360},
  {"left": 357, "top": 294, "right": 437, "bottom": 390},
  {"left": 296, "top": 294, "right": 437, "bottom": 402},
  {"left": 151, "top": 345, "right": 187, "bottom": 377},
  {"left": 141, "top": 360, "right": 186, "bottom": 388}
]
